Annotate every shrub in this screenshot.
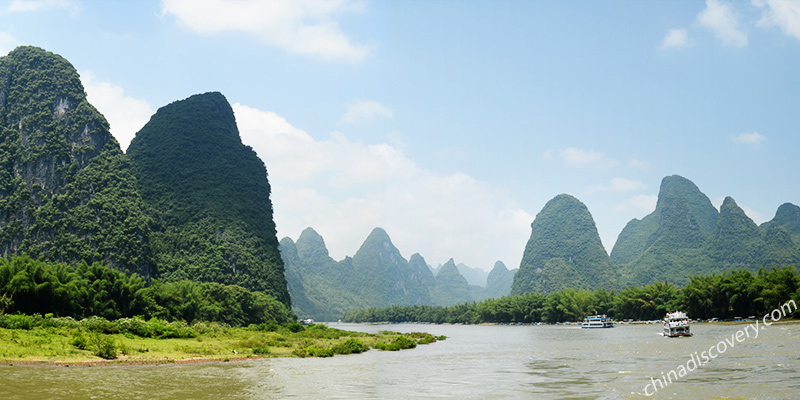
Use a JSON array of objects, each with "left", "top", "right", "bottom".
[
  {"left": 407, "top": 332, "right": 438, "bottom": 345},
  {"left": 82, "top": 316, "right": 118, "bottom": 334},
  {"left": 252, "top": 346, "right": 270, "bottom": 355},
  {"left": 284, "top": 322, "right": 305, "bottom": 333},
  {"left": 331, "top": 338, "right": 367, "bottom": 355},
  {"left": 375, "top": 335, "right": 416, "bottom": 351},
  {"left": 291, "top": 348, "right": 309, "bottom": 358},
  {"left": 305, "top": 346, "right": 334, "bottom": 357},
  {"left": 0, "top": 314, "right": 34, "bottom": 330},
  {"left": 249, "top": 321, "right": 279, "bottom": 332},
  {"left": 92, "top": 335, "right": 117, "bottom": 360},
  {"left": 71, "top": 330, "right": 89, "bottom": 350},
  {"left": 117, "top": 318, "right": 151, "bottom": 337}
]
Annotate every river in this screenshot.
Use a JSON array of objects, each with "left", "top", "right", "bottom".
[{"left": 1, "top": 322, "right": 798, "bottom": 399}]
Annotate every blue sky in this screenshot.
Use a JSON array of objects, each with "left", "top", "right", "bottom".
[{"left": 2, "top": 0, "right": 798, "bottom": 272}]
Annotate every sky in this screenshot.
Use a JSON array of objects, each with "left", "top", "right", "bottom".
[{"left": 1, "top": 0, "right": 798, "bottom": 273}]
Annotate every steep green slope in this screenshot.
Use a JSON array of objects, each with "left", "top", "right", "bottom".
[
  {"left": 456, "top": 262, "right": 488, "bottom": 287},
  {"left": 766, "top": 203, "right": 800, "bottom": 245},
  {"left": 430, "top": 258, "right": 473, "bottom": 306},
  {"left": 621, "top": 192, "right": 712, "bottom": 285},
  {"left": 706, "top": 197, "right": 765, "bottom": 269},
  {"left": 281, "top": 227, "right": 491, "bottom": 319},
  {"left": 127, "top": 92, "right": 288, "bottom": 305},
  {"left": 0, "top": 46, "right": 151, "bottom": 274},
  {"left": 482, "top": 261, "right": 516, "bottom": 300},
  {"left": 280, "top": 228, "right": 373, "bottom": 320},
  {"left": 350, "top": 227, "right": 431, "bottom": 307},
  {"left": 511, "top": 194, "right": 617, "bottom": 295},
  {"left": 614, "top": 176, "right": 799, "bottom": 286},
  {"left": 611, "top": 175, "right": 718, "bottom": 266}
]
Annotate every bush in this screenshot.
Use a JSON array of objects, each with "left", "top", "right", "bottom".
[
  {"left": 284, "top": 322, "right": 305, "bottom": 333},
  {"left": 117, "top": 317, "right": 151, "bottom": 337},
  {"left": 252, "top": 346, "right": 270, "bottom": 355},
  {"left": 331, "top": 338, "right": 367, "bottom": 355},
  {"left": 0, "top": 313, "right": 34, "bottom": 330},
  {"left": 71, "top": 330, "right": 89, "bottom": 350},
  {"left": 92, "top": 335, "right": 117, "bottom": 360},
  {"left": 305, "top": 346, "right": 334, "bottom": 358},
  {"left": 375, "top": 335, "right": 416, "bottom": 351},
  {"left": 82, "top": 316, "right": 118, "bottom": 334},
  {"left": 407, "top": 332, "right": 438, "bottom": 345},
  {"left": 249, "top": 321, "right": 279, "bottom": 332}
]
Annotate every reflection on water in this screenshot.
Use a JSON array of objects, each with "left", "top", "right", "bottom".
[{"left": 1, "top": 322, "right": 798, "bottom": 399}]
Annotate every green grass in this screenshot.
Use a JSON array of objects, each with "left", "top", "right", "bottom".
[{"left": 0, "top": 321, "right": 443, "bottom": 365}]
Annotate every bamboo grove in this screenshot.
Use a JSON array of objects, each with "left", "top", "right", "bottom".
[{"left": 0, "top": 255, "right": 294, "bottom": 326}]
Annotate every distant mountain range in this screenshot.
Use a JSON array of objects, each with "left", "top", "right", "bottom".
[
  {"left": 282, "top": 227, "right": 517, "bottom": 320},
  {"left": 612, "top": 175, "right": 800, "bottom": 287},
  {"left": 511, "top": 175, "right": 800, "bottom": 295}
]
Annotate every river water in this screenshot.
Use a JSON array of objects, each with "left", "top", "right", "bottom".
[{"left": 1, "top": 322, "right": 798, "bottom": 399}]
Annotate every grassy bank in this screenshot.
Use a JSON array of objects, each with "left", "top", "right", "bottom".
[{"left": 0, "top": 314, "right": 444, "bottom": 365}]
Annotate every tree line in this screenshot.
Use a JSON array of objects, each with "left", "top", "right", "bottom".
[
  {"left": 343, "top": 266, "right": 800, "bottom": 324},
  {"left": 0, "top": 255, "right": 294, "bottom": 326}
]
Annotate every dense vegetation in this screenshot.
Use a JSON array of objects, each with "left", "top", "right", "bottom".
[
  {"left": 512, "top": 194, "right": 618, "bottom": 296},
  {"left": 612, "top": 176, "right": 800, "bottom": 286},
  {"left": 343, "top": 266, "right": 800, "bottom": 324},
  {"left": 127, "top": 92, "right": 289, "bottom": 305},
  {"left": 0, "top": 314, "right": 441, "bottom": 362},
  {"left": 0, "top": 255, "right": 294, "bottom": 325},
  {"left": 480, "top": 261, "right": 517, "bottom": 300},
  {"left": 0, "top": 46, "right": 152, "bottom": 275},
  {"left": 284, "top": 227, "right": 517, "bottom": 321}
]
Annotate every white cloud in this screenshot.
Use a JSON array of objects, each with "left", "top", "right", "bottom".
[
  {"left": 558, "top": 147, "right": 618, "bottom": 169},
  {"left": 340, "top": 100, "right": 393, "bottom": 124},
  {"left": 233, "top": 103, "right": 532, "bottom": 270},
  {"left": 661, "top": 28, "right": 690, "bottom": 49},
  {"left": 615, "top": 194, "right": 658, "bottom": 214},
  {"left": 5, "top": 0, "right": 81, "bottom": 15},
  {"left": 0, "top": 30, "right": 18, "bottom": 56},
  {"left": 626, "top": 158, "right": 651, "bottom": 171},
  {"left": 697, "top": 0, "right": 748, "bottom": 47},
  {"left": 589, "top": 178, "right": 647, "bottom": 193},
  {"left": 731, "top": 131, "right": 766, "bottom": 144},
  {"left": 80, "top": 71, "right": 154, "bottom": 151},
  {"left": 160, "top": 0, "right": 370, "bottom": 63},
  {"left": 754, "top": 0, "right": 800, "bottom": 41},
  {"left": 740, "top": 204, "right": 769, "bottom": 224}
]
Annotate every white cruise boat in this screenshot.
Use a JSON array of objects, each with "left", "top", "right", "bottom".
[
  {"left": 663, "top": 311, "right": 692, "bottom": 337},
  {"left": 582, "top": 314, "right": 614, "bottom": 328}
]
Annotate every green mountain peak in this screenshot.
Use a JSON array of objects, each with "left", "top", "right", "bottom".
[
  {"left": 511, "top": 194, "right": 617, "bottom": 295},
  {"left": 127, "top": 91, "right": 289, "bottom": 305},
  {"left": 0, "top": 45, "right": 151, "bottom": 274}
]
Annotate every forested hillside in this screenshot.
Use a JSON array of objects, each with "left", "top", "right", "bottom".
[
  {"left": 282, "top": 227, "right": 513, "bottom": 320},
  {"left": 0, "top": 46, "right": 152, "bottom": 275},
  {"left": 612, "top": 175, "right": 800, "bottom": 286},
  {"left": 127, "top": 92, "right": 289, "bottom": 305},
  {"left": 511, "top": 194, "right": 618, "bottom": 295}
]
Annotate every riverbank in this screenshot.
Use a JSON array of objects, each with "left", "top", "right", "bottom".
[{"left": 0, "top": 317, "right": 443, "bottom": 366}]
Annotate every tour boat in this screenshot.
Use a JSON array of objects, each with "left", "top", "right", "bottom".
[
  {"left": 582, "top": 314, "right": 614, "bottom": 328},
  {"left": 663, "top": 311, "right": 692, "bottom": 337}
]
